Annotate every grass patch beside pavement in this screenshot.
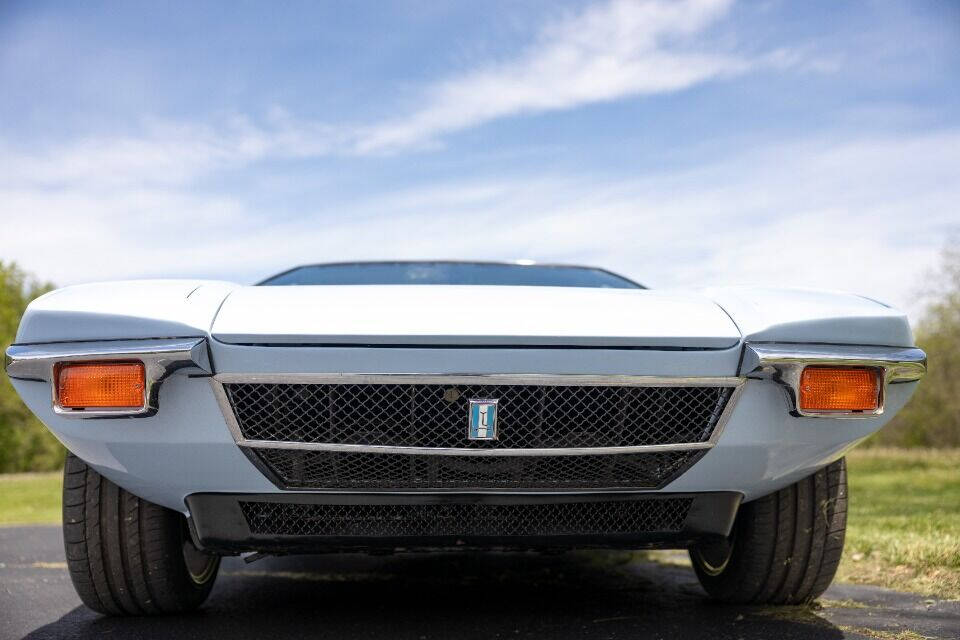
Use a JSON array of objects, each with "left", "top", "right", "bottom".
[
  {"left": 634, "top": 448, "right": 960, "bottom": 600},
  {"left": 838, "top": 447, "right": 960, "bottom": 600},
  {"left": 0, "top": 471, "right": 61, "bottom": 526}
]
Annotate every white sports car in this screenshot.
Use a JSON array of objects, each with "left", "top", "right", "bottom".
[{"left": 5, "top": 261, "right": 926, "bottom": 614}]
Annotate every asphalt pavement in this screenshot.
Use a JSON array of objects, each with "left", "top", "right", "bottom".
[{"left": 1, "top": 525, "right": 957, "bottom": 639}]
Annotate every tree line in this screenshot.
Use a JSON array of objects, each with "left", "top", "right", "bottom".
[
  {"left": 1, "top": 250, "right": 957, "bottom": 472},
  {"left": 873, "top": 245, "right": 960, "bottom": 447},
  {"left": 0, "top": 262, "right": 61, "bottom": 472}
]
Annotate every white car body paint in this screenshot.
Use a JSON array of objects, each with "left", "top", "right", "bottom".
[{"left": 6, "top": 276, "right": 921, "bottom": 515}]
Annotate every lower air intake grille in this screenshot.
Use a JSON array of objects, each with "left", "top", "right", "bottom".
[
  {"left": 249, "top": 448, "right": 704, "bottom": 490},
  {"left": 239, "top": 498, "right": 694, "bottom": 537}
]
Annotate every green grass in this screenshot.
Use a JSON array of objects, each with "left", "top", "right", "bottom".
[
  {"left": 0, "top": 471, "right": 61, "bottom": 525},
  {"left": 632, "top": 449, "right": 960, "bottom": 600},
  {"left": 838, "top": 447, "right": 960, "bottom": 599},
  {"left": 1, "top": 450, "right": 958, "bottom": 598}
]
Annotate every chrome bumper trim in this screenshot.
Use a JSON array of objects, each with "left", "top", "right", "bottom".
[
  {"left": 213, "top": 373, "right": 744, "bottom": 387},
  {"left": 4, "top": 338, "right": 211, "bottom": 418},
  {"left": 238, "top": 439, "right": 714, "bottom": 457},
  {"left": 741, "top": 343, "right": 926, "bottom": 418}
]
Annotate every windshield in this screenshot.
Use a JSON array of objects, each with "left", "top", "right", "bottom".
[{"left": 259, "top": 262, "right": 643, "bottom": 289}]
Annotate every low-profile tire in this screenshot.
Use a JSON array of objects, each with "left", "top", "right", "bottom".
[
  {"left": 690, "top": 458, "right": 847, "bottom": 605},
  {"left": 62, "top": 452, "right": 220, "bottom": 615}
]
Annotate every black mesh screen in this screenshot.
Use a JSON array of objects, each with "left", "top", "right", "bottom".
[
  {"left": 226, "top": 383, "right": 733, "bottom": 449},
  {"left": 239, "top": 498, "right": 693, "bottom": 537},
  {"left": 250, "top": 448, "right": 705, "bottom": 490}
]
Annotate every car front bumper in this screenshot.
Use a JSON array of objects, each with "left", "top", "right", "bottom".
[{"left": 7, "top": 340, "right": 922, "bottom": 521}]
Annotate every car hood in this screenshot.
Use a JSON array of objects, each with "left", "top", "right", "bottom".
[{"left": 210, "top": 285, "right": 742, "bottom": 349}]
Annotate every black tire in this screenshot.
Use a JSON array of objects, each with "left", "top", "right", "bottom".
[
  {"left": 62, "top": 452, "right": 220, "bottom": 615},
  {"left": 690, "top": 458, "right": 847, "bottom": 605}
]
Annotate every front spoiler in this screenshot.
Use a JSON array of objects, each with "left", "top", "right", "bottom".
[{"left": 186, "top": 491, "right": 742, "bottom": 554}]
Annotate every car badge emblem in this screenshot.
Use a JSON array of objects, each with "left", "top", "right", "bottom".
[{"left": 468, "top": 399, "right": 499, "bottom": 440}]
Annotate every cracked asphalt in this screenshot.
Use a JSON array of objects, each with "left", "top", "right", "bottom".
[{"left": 1, "top": 526, "right": 957, "bottom": 640}]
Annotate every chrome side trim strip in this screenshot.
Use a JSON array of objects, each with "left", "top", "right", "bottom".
[
  {"left": 741, "top": 343, "right": 926, "bottom": 418},
  {"left": 5, "top": 338, "right": 211, "bottom": 418},
  {"left": 706, "top": 380, "right": 743, "bottom": 445},
  {"left": 209, "top": 375, "right": 745, "bottom": 456}
]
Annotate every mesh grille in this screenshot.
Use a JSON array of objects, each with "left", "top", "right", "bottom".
[
  {"left": 225, "top": 383, "right": 733, "bottom": 448},
  {"left": 239, "top": 498, "right": 693, "bottom": 537},
  {"left": 250, "top": 448, "right": 704, "bottom": 489}
]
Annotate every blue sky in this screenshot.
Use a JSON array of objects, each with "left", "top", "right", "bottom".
[{"left": 1, "top": 0, "right": 957, "bottom": 319}]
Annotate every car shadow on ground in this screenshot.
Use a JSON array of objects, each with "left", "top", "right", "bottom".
[{"left": 23, "top": 551, "right": 853, "bottom": 640}]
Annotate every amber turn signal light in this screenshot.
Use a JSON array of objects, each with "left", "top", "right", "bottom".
[
  {"left": 56, "top": 362, "right": 146, "bottom": 409},
  {"left": 799, "top": 367, "right": 880, "bottom": 413}
]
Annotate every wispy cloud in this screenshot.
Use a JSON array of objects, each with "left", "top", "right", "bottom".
[
  {"left": 355, "top": 0, "right": 743, "bottom": 152},
  {"left": 1, "top": 0, "right": 951, "bottom": 324},
  {"left": 1, "top": 0, "right": 755, "bottom": 188},
  {"left": 3, "top": 129, "right": 956, "bottom": 321},
  {"left": 0, "top": 113, "right": 345, "bottom": 189}
]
